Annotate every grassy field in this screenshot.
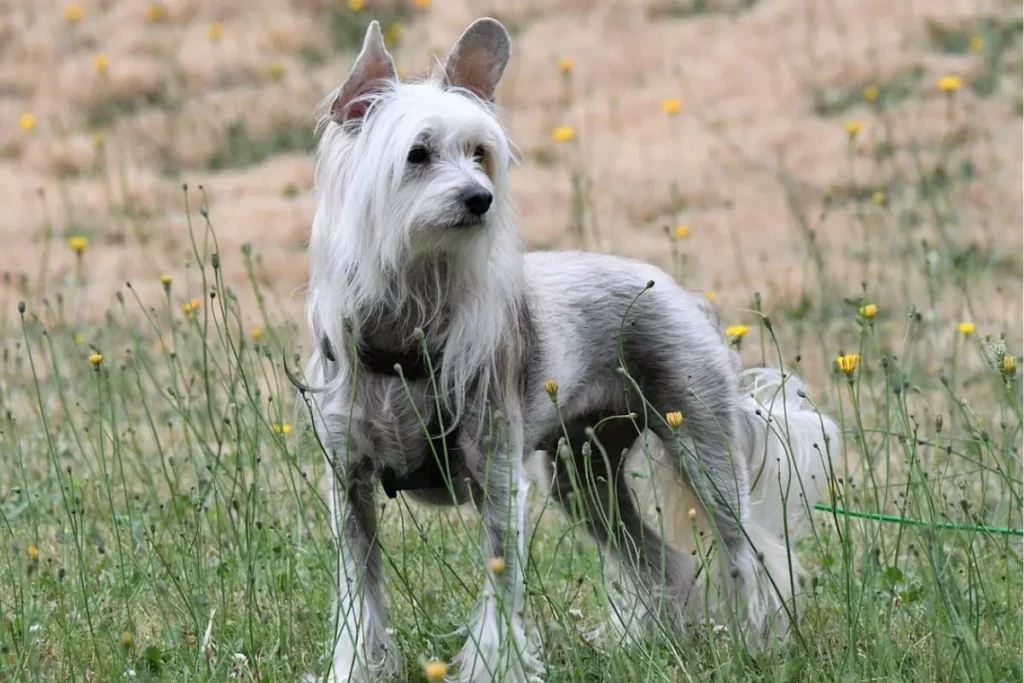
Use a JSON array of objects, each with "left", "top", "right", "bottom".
[{"left": 1, "top": 1, "right": 1022, "bottom": 682}]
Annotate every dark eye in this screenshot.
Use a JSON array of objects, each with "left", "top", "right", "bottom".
[
  {"left": 473, "top": 145, "right": 487, "bottom": 162},
  {"left": 407, "top": 145, "right": 430, "bottom": 164}
]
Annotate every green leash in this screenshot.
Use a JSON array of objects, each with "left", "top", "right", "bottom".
[{"left": 814, "top": 503, "right": 1023, "bottom": 537}]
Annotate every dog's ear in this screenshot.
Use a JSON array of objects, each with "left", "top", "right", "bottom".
[
  {"left": 442, "top": 18, "right": 511, "bottom": 101},
  {"left": 331, "top": 21, "right": 397, "bottom": 123}
]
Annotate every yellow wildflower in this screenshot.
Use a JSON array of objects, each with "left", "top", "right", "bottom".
[
  {"left": 843, "top": 120, "right": 863, "bottom": 138},
  {"left": 143, "top": 2, "right": 164, "bottom": 23},
  {"left": 969, "top": 35, "right": 984, "bottom": 54},
  {"left": 348, "top": 0, "right": 365, "bottom": 10},
  {"left": 937, "top": 75, "right": 963, "bottom": 93},
  {"left": 487, "top": 557, "right": 506, "bottom": 575},
  {"left": 74, "top": 332, "right": 86, "bottom": 345},
  {"left": 92, "top": 53, "right": 109, "bottom": 75},
  {"left": 872, "top": 191, "right": 886, "bottom": 206},
  {"left": 68, "top": 235, "right": 88, "bottom": 254},
  {"left": 63, "top": 3, "right": 84, "bottom": 23},
  {"left": 424, "top": 659, "right": 449, "bottom": 682},
  {"left": 704, "top": 290, "right": 716, "bottom": 302},
  {"left": 27, "top": 544, "right": 39, "bottom": 561},
  {"left": 121, "top": 631, "right": 134, "bottom": 648},
  {"left": 385, "top": 23, "right": 402, "bottom": 47},
  {"left": 558, "top": 56, "right": 574, "bottom": 73},
  {"left": 160, "top": 273, "right": 172, "bottom": 290},
  {"left": 725, "top": 324, "right": 749, "bottom": 339},
  {"left": 413, "top": 0, "right": 430, "bottom": 8},
  {"left": 862, "top": 85, "right": 879, "bottom": 102},
  {"left": 264, "top": 63, "right": 286, "bottom": 82},
  {"left": 860, "top": 303, "right": 878, "bottom": 319},
  {"left": 181, "top": 297, "right": 202, "bottom": 315},
  {"left": 957, "top": 321, "right": 975, "bottom": 336},
  {"left": 250, "top": 326, "right": 264, "bottom": 340},
  {"left": 272, "top": 423, "right": 292, "bottom": 435},
  {"left": 836, "top": 353, "right": 859, "bottom": 376},
  {"left": 552, "top": 125, "right": 576, "bottom": 143},
  {"left": 661, "top": 97, "right": 682, "bottom": 116},
  {"left": 672, "top": 224, "right": 689, "bottom": 239},
  {"left": 687, "top": 508, "right": 698, "bottom": 521},
  {"left": 665, "top": 411, "right": 683, "bottom": 429},
  {"left": 207, "top": 22, "right": 224, "bottom": 42},
  {"left": 544, "top": 378, "right": 558, "bottom": 398},
  {"left": 89, "top": 352, "right": 103, "bottom": 366},
  {"left": 19, "top": 113, "right": 36, "bottom": 132},
  {"left": 92, "top": 131, "right": 104, "bottom": 148},
  {"left": 1003, "top": 355, "right": 1017, "bottom": 375}
]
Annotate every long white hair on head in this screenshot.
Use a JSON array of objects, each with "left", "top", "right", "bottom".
[{"left": 305, "top": 19, "right": 525, "bottom": 427}]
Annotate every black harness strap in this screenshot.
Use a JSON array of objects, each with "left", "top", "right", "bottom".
[{"left": 321, "top": 336, "right": 461, "bottom": 499}]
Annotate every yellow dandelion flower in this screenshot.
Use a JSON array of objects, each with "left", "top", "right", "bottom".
[
  {"left": 836, "top": 353, "right": 859, "bottom": 376},
  {"left": 250, "top": 326, "right": 264, "bottom": 340},
  {"left": 143, "top": 2, "right": 164, "bottom": 23},
  {"left": 969, "top": 35, "right": 984, "bottom": 54},
  {"left": 665, "top": 411, "right": 683, "bottom": 429},
  {"left": 385, "top": 23, "right": 402, "bottom": 46},
  {"left": 661, "top": 97, "right": 682, "bottom": 116},
  {"left": 937, "top": 75, "right": 963, "bottom": 93},
  {"left": 160, "top": 273, "right": 172, "bottom": 289},
  {"left": 725, "top": 324, "right": 749, "bottom": 339},
  {"left": 558, "top": 56, "right": 574, "bottom": 73},
  {"left": 89, "top": 352, "right": 103, "bottom": 366},
  {"left": 265, "top": 63, "right": 286, "bottom": 82},
  {"left": 121, "top": 631, "right": 134, "bottom": 648},
  {"left": 862, "top": 85, "right": 879, "bottom": 102},
  {"left": 67, "top": 235, "right": 88, "bottom": 254},
  {"left": 424, "top": 659, "right": 449, "bottom": 682},
  {"left": 687, "top": 508, "right": 698, "bottom": 521},
  {"left": 27, "top": 544, "right": 40, "bottom": 561},
  {"left": 843, "top": 120, "right": 863, "bottom": 138},
  {"left": 487, "top": 557, "right": 506, "bottom": 575},
  {"left": 207, "top": 22, "right": 224, "bottom": 42},
  {"left": 74, "top": 332, "right": 86, "bottom": 345},
  {"left": 413, "top": 0, "right": 430, "bottom": 8},
  {"left": 348, "top": 0, "right": 365, "bottom": 10},
  {"left": 544, "top": 378, "right": 558, "bottom": 398},
  {"left": 673, "top": 224, "right": 689, "bottom": 239},
  {"left": 1003, "top": 355, "right": 1017, "bottom": 375},
  {"left": 552, "top": 125, "right": 576, "bottom": 143},
  {"left": 272, "top": 423, "right": 293, "bottom": 435},
  {"left": 92, "top": 53, "right": 109, "bottom": 74},
  {"left": 872, "top": 191, "right": 886, "bottom": 206},
  {"left": 181, "top": 297, "right": 202, "bottom": 315},
  {"left": 704, "top": 290, "right": 716, "bottom": 302},
  {"left": 957, "top": 321, "right": 975, "bottom": 335},
  {"left": 860, "top": 303, "right": 878, "bottom": 319},
  {"left": 63, "top": 3, "right": 84, "bottom": 23},
  {"left": 19, "top": 112, "right": 36, "bottom": 132}
]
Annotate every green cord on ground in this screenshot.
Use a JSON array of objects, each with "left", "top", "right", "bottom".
[{"left": 814, "top": 503, "right": 1023, "bottom": 537}]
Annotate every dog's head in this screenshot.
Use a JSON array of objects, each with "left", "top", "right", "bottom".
[{"left": 316, "top": 18, "right": 514, "bottom": 259}]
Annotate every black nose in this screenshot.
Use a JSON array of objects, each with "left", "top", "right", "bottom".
[{"left": 460, "top": 186, "right": 492, "bottom": 216}]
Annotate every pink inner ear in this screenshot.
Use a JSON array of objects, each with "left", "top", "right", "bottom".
[
  {"left": 331, "top": 52, "right": 396, "bottom": 123},
  {"left": 448, "top": 50, "right": 497, "bottom": 100}
]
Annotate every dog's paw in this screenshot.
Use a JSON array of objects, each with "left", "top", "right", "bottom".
[
  {"left": 326, "top": 639, "right": 401, "bottom": 683},
  {"left": 454, "top": 613, "right": 543, "bottom": 683}
]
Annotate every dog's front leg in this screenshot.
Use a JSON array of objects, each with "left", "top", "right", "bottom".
[
  {"left": 456, "top": 425, "right": 542, "bottom": 683},
  {"left": 327, "top": 463, "right": 396, "bottom": 683}
]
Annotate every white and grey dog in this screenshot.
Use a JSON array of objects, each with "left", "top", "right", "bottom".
[{"left": 300, "top": 17, "right": 839, "bottom": 683}]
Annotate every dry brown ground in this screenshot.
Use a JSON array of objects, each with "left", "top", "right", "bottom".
[{"left": 1, "top": 0, "right": 1021, "bottom": 386}]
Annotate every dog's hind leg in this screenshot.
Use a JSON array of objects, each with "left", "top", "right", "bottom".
[
  {"left": 326, "top": 463, "right": 396, "bottom": 683},
  {"left": 550, "top": 416, "right": 703, "bottom": 643}
]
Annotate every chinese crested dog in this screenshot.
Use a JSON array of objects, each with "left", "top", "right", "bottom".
[{"left": 300, "top": 17, "right": 839, "bottom": 683}]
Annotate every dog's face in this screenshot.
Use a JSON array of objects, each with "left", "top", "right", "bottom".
[{"left": 321, "top": 19, "right": 513, "bottom": 256}]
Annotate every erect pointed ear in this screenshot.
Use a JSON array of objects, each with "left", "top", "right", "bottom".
[
  {"left": 330, "top": 21, "right": 397, "bottom": 123},
  {"left": 442, "top": 18, "right": 511, "bottom": 101}
]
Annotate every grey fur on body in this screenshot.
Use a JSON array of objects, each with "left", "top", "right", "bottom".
[{"left": 301, "top": 16, "right": 837, "bottom": 683}]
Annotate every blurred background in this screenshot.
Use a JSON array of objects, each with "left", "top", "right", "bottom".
[{"left": 0, "top": 0, "right": 1021, "bottom": 372}]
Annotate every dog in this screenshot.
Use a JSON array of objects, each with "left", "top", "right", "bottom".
[{"left": 299, "top": 17, "right": 839, "bottom": 683}]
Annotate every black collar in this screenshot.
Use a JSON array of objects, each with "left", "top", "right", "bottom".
[{"left": 321, "top": 336, "right": 436, "bottom": 381}]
